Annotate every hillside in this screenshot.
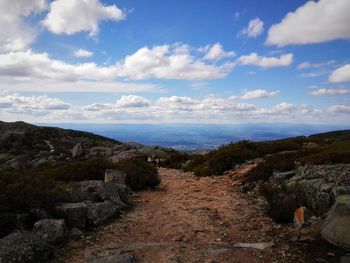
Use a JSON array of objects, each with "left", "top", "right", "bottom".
[{"left": 0, "top": 122, "right": 349, "bottom": 262}]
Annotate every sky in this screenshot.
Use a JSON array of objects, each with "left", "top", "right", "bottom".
[{"left": 0, "top": 0, "right": 350, "bottom": 124}]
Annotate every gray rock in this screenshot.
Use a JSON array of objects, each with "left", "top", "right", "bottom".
[
  {"left": 331, "top": 186, "right": 350, "bottom": 198},
  {"left": 70, "top": 181, "right": 127, "bottom": 207},
  {"left": 105, "top": 169, "right": 126, "bottom": 184},
  {"left": 84, "top": 201, "right": 119, "bottom": 226},
  {"left": 33, "top": 219, "right": 65, "bottom": 244},
  {"left": 72, "top": 143, "right": 84, "bottom": 158},
  {"left": 33, "top": 158, "right": 48, "bottom": 167},
  {"left": 273, "top": 170, "right": 295, "bottom": 180},
  {"left": 0, "top": 231, "right": 51, "bottom": 263},
  {"left": 70, "top": 227, "right": 84, "bottom": 240},
  {"left": 88, "top": 252, "right": 136, "bottom": 263},
  {"left": 56, "top": 203, "right": 87, "bottom": 229},
  {"left": 340, "top": 255, "right": 350, "bottom": 263},
  {"left": 7, "top": 154, "right": 31, "bottom": 170},
  {"left": 321, "top": 195, "right": 350, "bottom": 251}
]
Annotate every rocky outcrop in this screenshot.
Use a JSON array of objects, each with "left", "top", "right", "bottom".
[
  {"left": 0, "top": 231, "right": 51, "bottom": 263},
  {"left": 84, "top": 200, "right": 120, "bottom": 226},
  {"left": 321, "top": 195, "right": 350, "bottom": 251},
  {"left": 105, "top": 169, "right": 127, "bottom": 184},
  {"left": 287, "top": 164, "right": 350, "bottom": 215},
  {"left": 56, "top": 203, "right": 87, "bottom": 229},
  {"left": 33, "top": 219, "right": 65, "bottom": 244},
  {"left": 72, "top": 143, "right": 85, "bottom": 158}
]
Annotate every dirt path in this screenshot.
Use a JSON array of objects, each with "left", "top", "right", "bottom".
[{"left": 54, "top": 168, "right": 340, "bottom": 263}]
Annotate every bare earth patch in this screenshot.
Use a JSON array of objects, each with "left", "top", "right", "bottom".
[{"left": 53, "top": 168, "right": 343, "bottom": 263}]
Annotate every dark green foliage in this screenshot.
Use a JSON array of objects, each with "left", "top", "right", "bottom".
[
  {"left": 0, "top": 169, "right": 68, "bottom": 214},
  {"left": 162, "top": 152, "right": 189, "bottom": 169},
  {"left": 260, "top": 182, "right": 305, "bottom": 223},
  {"left": 264, "top": 151, "right": 299, "bottom": 172},
  {"left": 115, "top": 159, "right": 160, "bottom": 191},
  {"left": 242, "top": 161, "right": 273, "bottom": 183},
  {"left": 49, "top": 158, "right": 116, "bottom": 181}
]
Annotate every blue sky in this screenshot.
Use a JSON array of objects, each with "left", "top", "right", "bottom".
[{"left": 0, "top": 0, "right": 350, "bottom": 124}]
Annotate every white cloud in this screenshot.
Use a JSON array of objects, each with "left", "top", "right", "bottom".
[
  {"left": 0, "top": 0, "right": 48, "bottom": 52},
  {"left": 239, "top": 18, "right": 264, "bottom": 38},
  {"left": 329, "top": 64, "right": 350, "bottom": 83},
  {"left": 116, "top": 95, "right": 150, "bottom": 108},
  {"left": 297, "top": 60, "right": 335, "bottom": 70},
  {"left": 43, "top": 0, "right": 125, "bottom": 36},
  {"left": 328, "top": 105, "right": 350, "bottom": 114},
  {"left": 74, "top": 49, "right": 93, "bottom": 58},
  {"left": 0, "top": 49, "right": 118, "bottom": 81},
  {"left": 117, "top": 44, "right": 235, "bottom": 80},
  {"left": 0, "top": 44, "right": 235, "bottom": 86},
  {"left": 237, "top": 53, "right": 293, "bottom": 68},
  {"left": 201, "top": 43, "right": 235, "bottom": 61},
  {"left": 241, "top": 89, "right": 279, "bottom": 99},
  {"left": 267, "top": 0, "right": 350, "bottom": 46},
  {"left": 2, "top": 92, "right": 345, "bottom": 124},
  {"left": 0, "top": 93, "right": 70, "bottom": 114},
  {"left": 309, "top": 88, "right": 350, "bottom": 96}
]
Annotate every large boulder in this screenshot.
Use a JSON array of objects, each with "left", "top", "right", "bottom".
[
  {"left": 0, "top": 231, "right": 51, "bottom": 263},
  {"left": 72, "top": 143, "right": 84, "bottom": 158},
  {"left": 321, "top": 195, "right": 350, "bottom": 251},
  {"left": 33, "top": 219, "right": 65, "bottom": 244},
  {"left": 105, "top": 169, "right": 126, "bottom": 184},
  {"left": 56, "top": 203, "right": 87, "bottom": 229},
  {"left": 70, "top": 181, "right": 128, "bottom": 207},
  {"left": 84, "top": 201, "right": 119, "bottom": 226}
]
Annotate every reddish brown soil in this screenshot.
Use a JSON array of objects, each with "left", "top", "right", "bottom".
[{"left": 54, "top": 168, "right": 344, "bottom": 263}]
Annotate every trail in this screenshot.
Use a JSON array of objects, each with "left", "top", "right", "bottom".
[{"left": 54, "top": 168, "right": 336, "bottom": 263}]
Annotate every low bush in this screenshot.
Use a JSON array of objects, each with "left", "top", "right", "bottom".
[
  {"left": 116, "top": 159, "right": 160, "bottom": 191},
  {"left": 260, "top": 182, "right": 306, "bottom": 223},
  {"left": 162, "top": 152, "right": 189, "bottom": 169},
  {"left": 242, "top": 161, "right": 273, "bottom": 183}
]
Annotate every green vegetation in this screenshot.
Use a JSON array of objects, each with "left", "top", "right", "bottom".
[
  {"left": 115, "top": 159, "right": 160, "bottom": 191},
  {"left": 259, "top": 182, "right": 306, "bottom": 222},
  {"left": 170, "top": 131, "right": 350, "bottom": 177},
  {"left": 0, "top": 158, "right": 159, "bottom": 215}
]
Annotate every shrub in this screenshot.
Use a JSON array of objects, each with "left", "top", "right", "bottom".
[
  {"left": 116, "top": 159, "right": 160, "bottom": 191},
  {"left": 162, "top": 152, "right": 189, "bottom": 169},
  {"left": 242, "top": 161, "right": 273, "bottom": 183},
  {"left": 260, "top": 182, "right": 306, "bottom": 223}
]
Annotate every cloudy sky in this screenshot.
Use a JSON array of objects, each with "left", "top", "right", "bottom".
[{"left": 0, "top": 0, "right": 350, "bottom": 124}]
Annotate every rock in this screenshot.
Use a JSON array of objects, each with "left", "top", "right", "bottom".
[
  {"left": 273, "top": 170, "right": 295, "bottom": 180},
  {"left": 70, "top": 227, "right": 84, "bottom": 240},
  {"left": 105, "top": 169, "right": 127, "bottom": 184},
  {"left": 57, "top": 153, "right": 67, "bottom": 161},
  {"left": 84, "top": 201, "right": 119, "bottom": 226},
  {"left": 340, "top": 255, "right": 350, "bottom": 263},
  {"left": 89, "top": 147, "right": 114, "bottom": 157},
  {"left": 331, "top": 186, "right": 350, "bottom": 198},
  {"left": 7, "top": 154, "right": 31, "bottom": 169},
  {"left": 70, "top": 181, "right": 128, "bottom": 207},
  {"left": 232, "top": 242, "right": 273, "bottom": 250},
  {"left": 72, "top": 143, "right": 84, "bottom": 158},
  {"left": 321, "top": 195, "right": 350, "bottom": 251},
  {"left": 0, "top": 231, "right": 51, "bottom": 263},
  {"left": 33, "top": 219, "right": 65, "bottom": 244},
  {"left": 56, "top": 203, "right": 87, "bottom": 229},
  {"left": 33, "top": 158, "right": 48, "bottom": 167},
  {"left": 88, "top": 252, "right": 136, "bottom": 263}
]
